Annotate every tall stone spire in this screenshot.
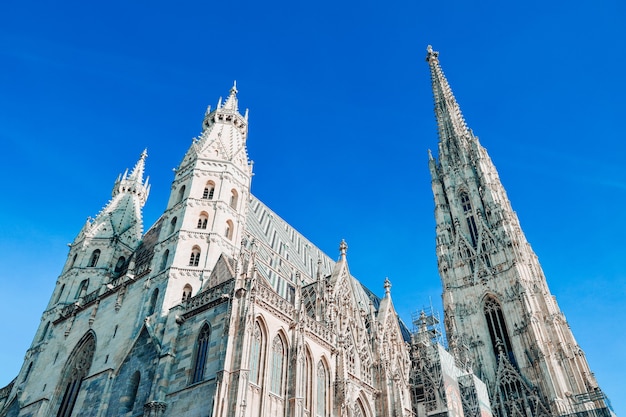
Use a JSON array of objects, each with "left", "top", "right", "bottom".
[
  {"left": 427, "top": 46, "right": 612, "bottom": 417},
  {"left": 426, "top": 45, "right": 472, "bottom": 166}
]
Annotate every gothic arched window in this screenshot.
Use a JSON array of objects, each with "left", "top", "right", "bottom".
[
  {"left": 75, "top": 279, "right": 89, "bottom": 299},
  {"left": 484, "top": 296, "right": 516, "bottom": 366},
  {"left": 249, "top": 322, "right": 264, "bottom": 385},
  {"left": 230, "top": 189, "right": 238, "bottom": 209},
  {"left": 160, "top": 249, "right": 169, "bottom": 271},
  {"left": 192, "top": 324, "right": 211, "bottom": 383},
  {"left": 303, "top": 350, "right": 313, "bottom": 414},
  {"left": 148, "top": 288, "right": 159, "bottom": 316},
  {"left": 225, "top": 220, "right": 234, "bottom": 240},
  {"left": 56, "top": 332, "right": 96, "bottom": 417},
  {"left": 177, "top": 185, "right": 186, "bottom": 203},
  {"left": 88, "top": 249, "right": 100, "bottom": 267},
  {"left": 197, "top": 212, "right": 209, "bottom": 229},
  {"left": 124, "top": 371, "right": 140, "bottom": 412},
  {"left": 114, "top": 256, "right": 126, "bottom": 273},
  {"left": 460, "top": 192, "right": 479, "bottom": 248},
  {"left": 316, "top": 361, "right": 328, "bottom": 417},
  {"left": 182, "top": 284, "right": 193, "bottom": 302},
  {"left": 189, "top": 246, "right": 201, "bottom": 267},
  {"left": 169, "top": 216, "right": 177, "bottom": 234},
  {"left": 270, "top": 335, "right": 286, "bottom": 395},
  {"left": 203, "top": 181, "right": 215, "bottom": 199},
  {"left": 55, "top": 284, "right": 65, "bottom": 304}
]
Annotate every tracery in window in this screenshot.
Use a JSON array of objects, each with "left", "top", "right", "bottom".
[
  {"left": 316, "top": 361, "right": 329, "bottom": 417},
  {"left": 249, "top": 322, "right": 264, "bottom": 385},
  {"left": 192, "top": 324, "right": 211, "bottom": 383},
  {"left": 303, "top": 350, "right": 313, "bottom": 413},
  {"left": 460, "top": 192, "right": 479, "bottom": 248},
  {"left": 56, "top": 332, "right": 96, "bottom": 417},
  {"left": 484, "top": 296, "right": 516, "bottom": 366},
  {"left": 270, "top": 334, "right": 286, "bottom": 395},
  {"left": 189, "top": 246, "right": 201, "bottom": 267}
]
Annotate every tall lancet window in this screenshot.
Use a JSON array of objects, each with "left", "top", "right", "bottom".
[
  {"left": 460, "top": 192, "right": 479, "bottom": 248},
  {"left": 316, "top": 361, "right": 328, "bottom": 417},
  {"left": 192, "top": 324, "right": 210, "bottom": 383},
  {"left": 56, "top": 332, "right": 96, "bottom": 417},
  {"left": 270, "top": 335, "right": 286, "bottom": 395},
  {"left": 249, "top": 322, "right": 264, "bottom": 385},
  {"left": 484, "top": 296, "right": 516, "bottom": 366}
]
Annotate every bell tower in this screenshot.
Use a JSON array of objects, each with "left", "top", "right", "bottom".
[
  {"left": 153, "top": 83, "right": 252, "bottom": 312},
  {"left": 426, "top": 46, "right": 611, "bottom": 417}
]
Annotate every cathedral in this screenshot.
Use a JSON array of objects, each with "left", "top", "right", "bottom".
[{"left": 0, "top": 47, "right": 614, "bottom": 417}]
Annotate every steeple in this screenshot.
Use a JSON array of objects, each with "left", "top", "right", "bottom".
[
  {"left": 77, "top": 150, "right": 150, "bottom": 245},
  {"left": 426, "top": 46, "right": 611, "bottom": 416},
  {"left": 112, "top": 148, "right": 150, "bottom": 207}
]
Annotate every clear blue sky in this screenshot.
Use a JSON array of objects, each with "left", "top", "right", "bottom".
[{"left": 1, "top": 0, "right": 624, "bottom": 412}]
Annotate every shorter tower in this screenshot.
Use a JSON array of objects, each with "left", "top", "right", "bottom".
[{"left": 426, "top": 45, "right": 612, "bottom": 417}]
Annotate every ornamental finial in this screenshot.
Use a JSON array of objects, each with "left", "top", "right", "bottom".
[
  {"left": 230, "top": 80, "right": 238, "bottom": 95},
  {"left": 339, "top": 239, "right": 348, "bottom": 259},
  {"left": 426, "top": 45, "right": 439, "bottom": 62},
  {"left": 384, "top": 277, "right": 391, "bottom": 296}
]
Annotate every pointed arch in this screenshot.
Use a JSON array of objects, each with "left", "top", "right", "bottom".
[
  {"left": 302, "top": 346, "right": 313, "bottom": 414},
  {"left": 316, "top": 358, "right": 330, "bottom": 417},
  {"left": 249, "top": 319, "right": 267, "bottom": 386},
  {"left": 55, "top": 284, "right": 65, "bottom": 304},
  {"left": 169, "top": 216, "right": 177, "bottom": 234},
  {"left": 269, "top": 332, "right": 288, "bottom": 396},
  {"left": 55, "top": 331, "right": 96, "bottom": 417},
  {"left": 123, "top": 371, "right": 141, "bottom": 412},
  {"left": 177, "top": 185, "right": 186, "bottom": 203},
  {"left": 160, "top": 249, "right": 170, "bottom": 271},
  {"left": 191, "top": 323, "right": 211, "bottom": 384},
  {"left": 148, "top": 288, "right": 159, "bottom": 315},
  {"left": 483, "top": 295, "right": 516, "bottom": 366},
  {"left": 459, "top": 191, "right": 479, "bottom": 248},
  {"left": 75, "top": 279, "right": 89, "bottom": 299},
  {"left": 88, "top": 249, "right": 100, "bottom": 267}
]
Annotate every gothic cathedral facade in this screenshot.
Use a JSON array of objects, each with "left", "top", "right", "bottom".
[{"left": 0, "top": 48, "right": 613, "bottom": 417}]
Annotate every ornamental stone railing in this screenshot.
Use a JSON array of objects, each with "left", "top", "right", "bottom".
[
  {"left": 255, "top": 282, "right": 295, "bottom": 321},
  {"left": 302, "top": 314, "right": 333, "bottom": 346},
  {"left": 183, "top": 279, "right": 235, "bottom": 319},
  {"left": 82, "top": 288, "right": 100, "bottom": 305}
]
